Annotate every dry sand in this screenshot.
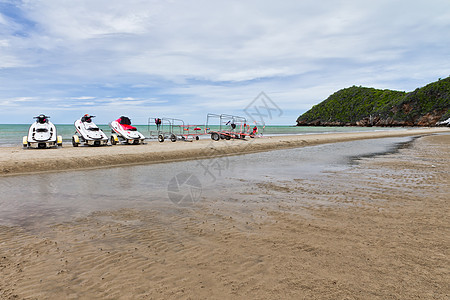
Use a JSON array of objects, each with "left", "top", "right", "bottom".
[
  {"left": 1, "top": 127, "right": 449, "bottom": 176},
  {"left": 0, "top": 131, "right": 448, "bottom": 299}
]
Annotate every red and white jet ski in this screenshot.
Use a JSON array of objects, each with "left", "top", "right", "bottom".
[
  {"left": 109, "top": 116, "right": 145, "bottom": 145},
  {"left": 72, "top": 114, "right": 109, "bottom": 147}
]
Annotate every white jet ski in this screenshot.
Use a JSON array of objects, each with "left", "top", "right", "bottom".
[
  {"left": 72, "top": 114, "right": 109, "bottom": 147},
  {"left": 109, "top": 116, "right": 145, "bottom": 145},
  {"left": 23, "top": 114, "right": 62, "bottom": 149}
]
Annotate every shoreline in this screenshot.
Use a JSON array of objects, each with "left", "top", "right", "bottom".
[{"left": 1, "top": 127, "right": 449, "bottom": 176}]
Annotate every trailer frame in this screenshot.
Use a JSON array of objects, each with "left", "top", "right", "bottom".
[
  {"left": 206, "top": 113, "right": 252, "bottom": 141},
  {"left": 148, "top": 117, "right": 205, "bottom": 142}
]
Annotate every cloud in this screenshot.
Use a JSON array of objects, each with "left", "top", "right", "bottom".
[{"left": 0, "top": 0, "right": 449, "bottom": 124}]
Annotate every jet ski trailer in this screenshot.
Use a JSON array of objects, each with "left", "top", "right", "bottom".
[
  {"left": 206, "top": 113, "right": 249, "bottom": 141},
  {"left": 109, "top": 116, "right": 145, "bottom": 145},
  {"left": 23, "top": 114, "right": 63, "bottom": 149},
  {"left": 72, "top": 114, "right": 109, "bottom": 147},
  {"left": 148, "top": 117, "right": 204, "bottom": 142}
]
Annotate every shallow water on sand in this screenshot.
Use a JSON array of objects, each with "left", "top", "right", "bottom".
[{"left": 0, "top": 137, "right": 413, "bottom": 227}]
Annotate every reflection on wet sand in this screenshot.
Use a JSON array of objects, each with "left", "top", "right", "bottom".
[{"left": 0, "top": 134, "right": 448, "bottom": 299}]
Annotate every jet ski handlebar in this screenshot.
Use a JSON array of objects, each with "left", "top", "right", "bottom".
[{"left": 33, "top": 115, "right": 50, "bottom": 119}]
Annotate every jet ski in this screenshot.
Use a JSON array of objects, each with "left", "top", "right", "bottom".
[
  {"left": 72, "top": 114, "right": 109, "bottom": 147},
  {"left": 109, "top": 116, "right": 145, "bottom": 145},
  {"left": 23, "top": 114, "right": 62, "bottom": 149}
]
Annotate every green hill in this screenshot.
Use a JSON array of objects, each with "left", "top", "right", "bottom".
[{"left": 296, "top": 77, "right": 450, "bottom": 126}]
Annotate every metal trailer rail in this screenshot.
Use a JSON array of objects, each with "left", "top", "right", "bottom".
[
  {"left": 147, "top": 117, "right": 182, "bottom": 142},
  {"left": 170, "top": 119, "right": 205, "bottom": 141},
  {"left": 148, "top": 117, "right": 205, "bottom": 142},
  {"left": 148, "top": 117, "right": 173, "bottom": 142},
  {"left": 179, "top": 124, "right": 204, "bottom": 141},
  {"left": 206, "top": 113, "right": 250, "bottom": 141}
]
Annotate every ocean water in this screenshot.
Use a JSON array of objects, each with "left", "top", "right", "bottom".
[
  {"left": 0, "top": 136, "right": 413, "bottom": 227},
  {"left": 0, "top": 123, "right": 409, "bottom": 146}
]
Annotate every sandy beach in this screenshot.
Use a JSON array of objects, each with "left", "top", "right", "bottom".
[
  {"left": 1, "top": 127, "right": 449, "bottom": 176},
  {"left": 0, "top": 130, "right": 449, "bottom": 299}
]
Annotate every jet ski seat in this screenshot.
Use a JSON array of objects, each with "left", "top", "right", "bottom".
[
  {"left": 119, "top": 116, "right": 132, "bottom": 125},
  {"left": 118, "top": 116, "right": 136, "bottom": 130},
  {"left": 81, "top": 114, "right": 93, "bottom": 123}
]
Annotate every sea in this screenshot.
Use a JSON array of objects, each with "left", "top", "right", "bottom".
[{"left": 0, "top": 124, "right": 411, "bottom": 147}]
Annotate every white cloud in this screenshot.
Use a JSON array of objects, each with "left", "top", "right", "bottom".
[
  {"left": 0, "top": 0, "right": 449, "bottom": 123},
  {"left": 21, "top": 0, "right": 161, "bottom": 38}
]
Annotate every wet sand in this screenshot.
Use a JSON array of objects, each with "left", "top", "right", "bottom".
[
  {"left": 1, "top": 127, "right": 449, "bottom": 176},
  {"left": 0, "top": 133, "right": 449, "bottom": 299}
]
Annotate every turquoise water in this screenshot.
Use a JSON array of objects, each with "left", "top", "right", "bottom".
[{"left": 0, "top": 124, "right": 409, "bottom": 146}]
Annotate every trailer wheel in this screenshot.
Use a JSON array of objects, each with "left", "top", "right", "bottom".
[
  {"left": 170, "top": 134, "right": 177, "bottom": 142},
  {"left": 211, "top": 132, "right": 220, "bottom": 141},
  {"left": 240, "top": 134, "right": 245, "bottom": 139},
  {"left": 110, "top": 135, "right": 117, "bottom": 145},
  {"left": 195, "top": 136, "right": 199, "bottom": 141},
  {"left": 158, "top": 134, "right": 164, "bottom": 142},
  {"left": 225, "top": 135, "right": 231, "bottom": 140},
  {"left": 72, "top": 136, "right": 79, "bottom": 147},
  {"left": 57, "top": 135, "right": 63, "bottom": 147}
]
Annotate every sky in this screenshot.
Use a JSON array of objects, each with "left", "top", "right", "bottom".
[{"left": 0, "top": 0, "right": 449, "bottom": 125}]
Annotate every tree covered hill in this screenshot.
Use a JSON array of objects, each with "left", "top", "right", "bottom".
[{"left": 296, "top": 77, "right": 450, "bottom": 126}]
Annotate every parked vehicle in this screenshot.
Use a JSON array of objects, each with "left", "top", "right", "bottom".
[
  {"left": 109, "top": 116, "right": 145, "bottom": 145},
  {"left": 23, "top": 114, "right": 62, "bottom": 149},
  {"left": 72, "top": 114, "right": 109, "bottom": 147}
]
